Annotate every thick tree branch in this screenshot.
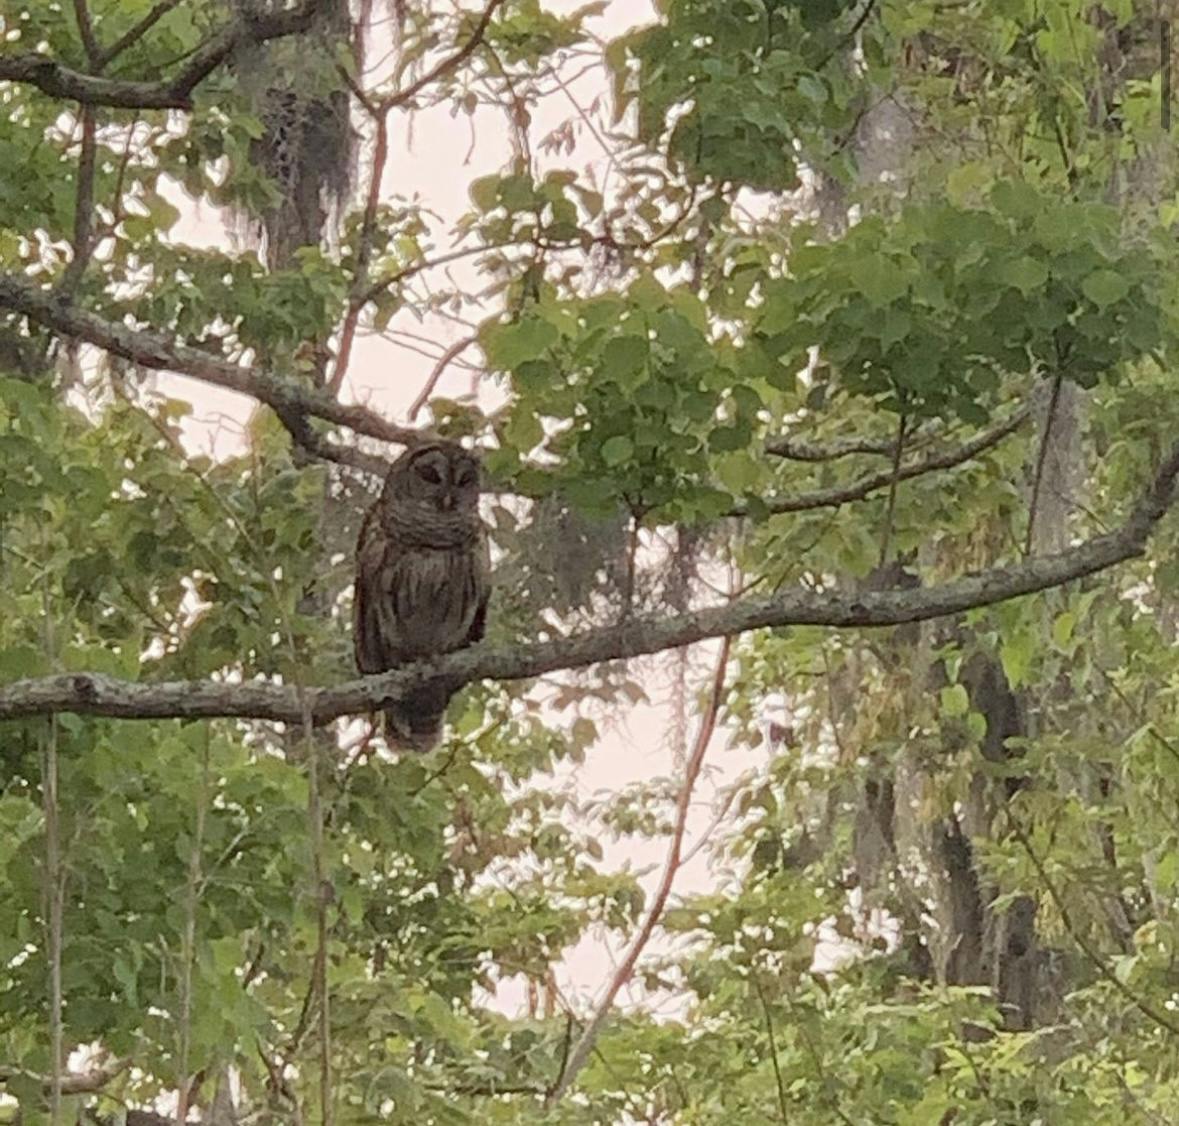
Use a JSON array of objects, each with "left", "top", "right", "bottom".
[
  {"left": 743, "top": 405, "right": 1031, "bottom": 516},
  {"left": 0, "top": 272, "right": 422, "bottom": 448},
  {"left": 0, "top": 0, "right": 333, "bottom": 110},
  {"left": 276, "top": 408, "right": 391, "bottom": 479},
  {"left": 2, "top": 436, "right": 1177, "bottom": 725}
]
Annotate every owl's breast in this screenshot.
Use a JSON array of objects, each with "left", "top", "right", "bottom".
[{"left": 383, "top": 543, "right": 485, "bottom": 660}]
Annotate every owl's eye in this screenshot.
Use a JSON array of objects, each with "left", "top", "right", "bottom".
[
  {"left": 456, "top": 468, "right": 476, "bottom": 487},
  {"left": 417, "top": 463, "right": 443, "bottom": 484}
]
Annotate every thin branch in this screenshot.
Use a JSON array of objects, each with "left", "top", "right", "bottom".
[
  {"left": 737, "top": 405, "right": 1031, "bottom": 517},
  {"left": 877, "top": 410, "right": 907, "bottom": 568},
  {"left": 1163, "top": 11, "right": 1173, "bottom": 133},
  {"left": 275, "top": 407, "right": 391, "bottom": 479},
  {"left": 1025, "top": 373, "right": 1064, "bottom": 555},
  {"left": 782, "top": 988, "right": 856, "bottom": 1126},
  {"left": 407, "top": 335, "right": 478, "bottom": 420},
  {"left": 96, "top": 0, "right": 185, "bottom": 70},
  {"left": 358, "top": 237, "right": 521, "bottom": 306},
  {"left": 765, "top": 424, "right": 937, "bottom": 462},
  {"left": 174, "top": 731, "right": 211, "bottom": 1125},
  {"left": 73, "top": 0, "right": 103, "bottom": 68},
  {"left": 378, "top": 0, "right": 509, "bottom": 112},
  {"left": 303, "top": 700, "right": 334, "bottom": 1126},
  {"left": 0, "top": 0, "right": 334, "bottom": 110},
  {"left": 0, "top": 272, "right": 423, "bottom": 448},
  {"left": 546, "top": 637, "right": 731, "bottom": 1105},
  {"left": 751, "top": 976, "right": 791, "bottom": 1125},
  {"left": 39, "top": 528, "right": 64, "bottom": 1126},
  {"left": 58, "top": 106, "right": 98, "bottom": 297},
  {"left": 328, "top": 110, "right": 390, "bottom": 396},
  {"left": 1005, "top": 810, "right": 1179, "bottom": 1036},
  {"left": 813, "top": 0, "right": 879, "bottom": 71}
]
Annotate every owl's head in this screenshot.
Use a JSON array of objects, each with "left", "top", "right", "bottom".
[{"left": 380, "top": 441, "right": 483, "bottom": 542}]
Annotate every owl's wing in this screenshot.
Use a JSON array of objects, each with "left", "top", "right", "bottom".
[
  {"left": 354, "top": 505, "right": 399, "bottom": 674},
  {"left": 465, "top": 533, "right": 492, "bottom": 645}
]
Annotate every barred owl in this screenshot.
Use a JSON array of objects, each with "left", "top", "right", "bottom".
[{"left": 354, "top": 441, "right": 490, "bottom": 752}]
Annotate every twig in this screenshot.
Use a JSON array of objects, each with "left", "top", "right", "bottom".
[
  {"left": 378, "top": 0, "right": 509, "bottom": 112},
  {"left": 407, "top": 335, "right": 478, "bottom": 420},
  {"left": 174, "top": 729, "right": 212, "bottom": 1125},
  {"left": 877, "top": 410, "right": 907, "bottom": 568},
  {"left": 782, "top": 988, "right": 856, "bottom": 1126},
  {"left": 751, "top": 976, "right": 791, "bottom": 1125},
  {"left": 813, "top": 0, "right": 879, "bottom": 71},
  {"left": 96, "top": 0, "right": 186, "bottom": 69},
  {"left": 302, "top": 695, "right": 334, "bottom": 1126},
  {"left": 38, "top": 529, "right": 64, "bottom": 1125},
  {"left": 1163, "top": 10, "right": 1173, "bottom": 133},
  {"left": 328, "top": 109, "right": 390, "bottom": 395},
  {"left": 58, "top": 106, "right": 98, "bottom": 297},
  {"left": 358, "top": 237, "right": 521, "bottom": 306},
  {"left": 1025, "top": 373, "right": 1064, "bottom": 556},
  {"left": 1005, "top": 810, "right": 1179, "bottom": 1036},
  {"left": 73, "top": 0, "right": 103, "bottom": 67},
  {"left": 546, "top": 637, "right": 731, "bottom": 1105}
]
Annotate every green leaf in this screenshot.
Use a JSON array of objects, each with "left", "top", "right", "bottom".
[
  {"left": 600, "top": 435, "right": 634, "bottom": 466},
  {"left": 940, "top": 683, "right": 970, "bottom": 717},
  {"left": 602, "top": 333, "right": 650, "bottom": 385},
  {"left": 1082, "top": 269, "right": 1131, "bottom": 308},
  {"left": 504, "top": 409, "right": 544, "bottom": 451},
  {"left": 482, "top": 317, "right": 559, "bottom": 369},
  {"left": 997, "top": 256, "right": 1049, "bottom": 295}
]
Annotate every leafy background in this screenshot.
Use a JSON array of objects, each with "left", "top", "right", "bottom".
[{"left": 3, "top": 0, "right": 1179, "bottom": 1123}]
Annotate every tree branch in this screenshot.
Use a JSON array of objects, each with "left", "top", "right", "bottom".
[
  {"left": 59, "top": 105, "right": 99, "bottom": 296},
  {"left": 275, "top": 407, "right": 391, "bottom": 479},
  {"left": 0, "top": 271, "right": 422, "bottom": 448},
  {"left": 742, "top": 405, "right": 1031, "bottom": 517},
  {"left": 95, "top": 0, "right": 186, "bottom": 70},
  {"left": 407, "top": 334, "right": 478, "bottom": 421},
  {"left": 765, "top": 424, "right": 938, "bottom": 462},
  {"left": 0, "top": 0, "right": 334, "bottom": 110},
  {"left": 546, "top": 637, "right": 731, "bottom": 1106},
  {"left": 2, "top": 435, "right": 1177, "bottom": 724},
  {"left": 378, "top": 0, "right": 510, "bottom": 112},
  {"left": 0, "top": 1055, "right": 130, "bottom": 1096},
  {"left": 72, "top": 0, "right": 103, "bottom": 68}
]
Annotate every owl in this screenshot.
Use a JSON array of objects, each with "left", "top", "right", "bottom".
[{"left": 353, "top": 441, "right": 491, "bottom": 751}]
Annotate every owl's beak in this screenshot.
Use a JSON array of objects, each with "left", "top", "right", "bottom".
[{"left": 440, "top": 493, "right": 456, "bottom": 511}]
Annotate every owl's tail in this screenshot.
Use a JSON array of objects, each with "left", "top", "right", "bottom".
[{"left": 382, "top": 682, "right": 455, "bottom": 753}]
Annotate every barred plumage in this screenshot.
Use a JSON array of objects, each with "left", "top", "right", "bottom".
[{"left": 354, "top": 442, "right": 490, "bottom": 751}]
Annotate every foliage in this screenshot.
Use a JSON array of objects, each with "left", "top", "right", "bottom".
[{"left": 2, "top": 0, "right": 1179, "bottom": 1123}]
